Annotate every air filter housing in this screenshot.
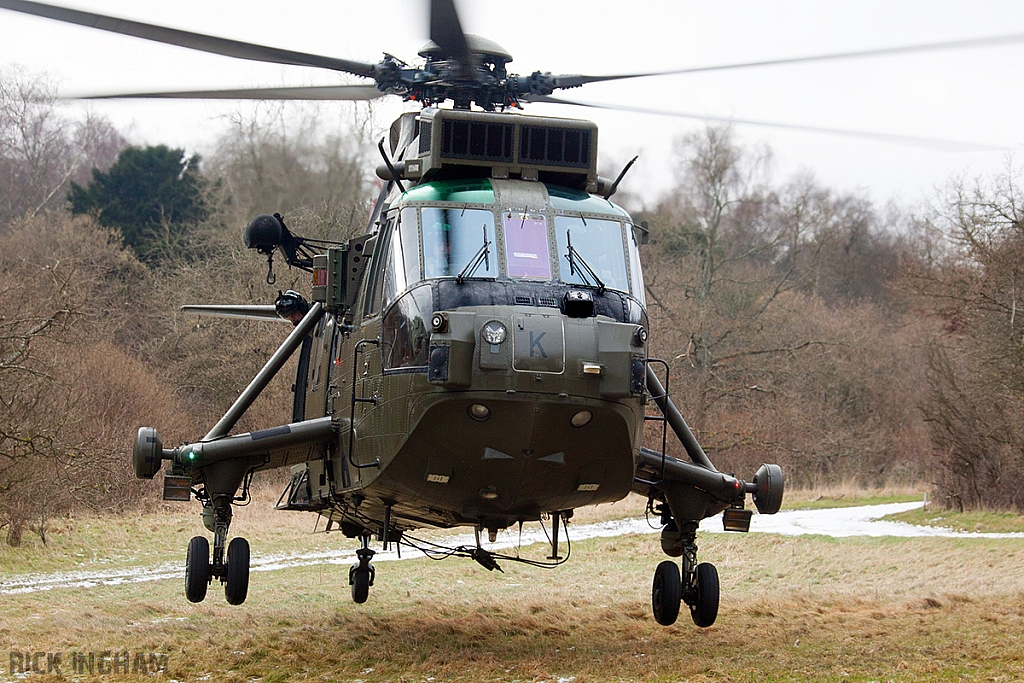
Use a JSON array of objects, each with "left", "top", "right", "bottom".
[{"left": 411, "top": 109, "right": 598, "bottom": 191}]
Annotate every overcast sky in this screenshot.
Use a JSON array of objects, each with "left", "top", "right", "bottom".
[{"left": 2, "top": 0, "right": 1024, "bottom": 209}]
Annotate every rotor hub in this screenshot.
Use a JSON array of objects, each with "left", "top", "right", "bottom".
[{"left": 418, "top": 34, "right": 512, "bottom": 65}]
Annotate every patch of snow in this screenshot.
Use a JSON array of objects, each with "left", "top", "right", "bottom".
[{"left": 747, "top": 501, "right": 1024, "bottom": 538}]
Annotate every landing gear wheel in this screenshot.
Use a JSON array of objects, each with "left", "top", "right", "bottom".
[
  {"left": 689, "top": 562, "right": 720, "bottom": 628},
  {"left": 225, "top": 537, "right": 250, "bottom": 605},
  {"left": 350, "top": 567, "right": 371, "bottom": 604},
  {"left": 652, "top": 560, "right": 682, "bottom": 626},
  {"left": 350, "top": 545, "right": 375, "bottom": 604},
  {"left": 185, "top": 536, "right": 210, "bottom": 603}
]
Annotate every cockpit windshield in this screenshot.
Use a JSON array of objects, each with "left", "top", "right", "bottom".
[
  {"left": 554, "top": 216, "right": 629, "bottom": 292},
  {"left": 504, "top": 211, "right": 552, "bottom": 279},
  {"left": 377, "top": 181, "right": 645, "bottom": 316},
  {"left": 421, "top": 207, "right": 497, "bottom": 280}
]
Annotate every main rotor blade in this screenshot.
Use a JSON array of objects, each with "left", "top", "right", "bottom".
[
  {"left": 430, "top": 0, "right": 477, "bottom": 76},
  {"left": 72, "top": 84, "right": 386, "bottom": 101},
  {"left": 534, "top": 96, "right": 1004, "bottom": 153},
  {"left": 550, "top": 32, "right": 1024, "bottom": 89},
  {"left": 0, "top": 0, "right": 377, "bottom": 78}
]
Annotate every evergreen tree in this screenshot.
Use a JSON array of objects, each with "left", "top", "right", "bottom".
[{"left": 69, "top": 145, "right": 206, "bottom": 261}]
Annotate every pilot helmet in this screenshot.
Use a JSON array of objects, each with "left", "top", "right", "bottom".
[{"left": 275, "top": 289, "right": 310, "bottom": 320}]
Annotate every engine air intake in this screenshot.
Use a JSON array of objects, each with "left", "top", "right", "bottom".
[{"left": 414, "top": 109, "right": 598, "bottom": 190}]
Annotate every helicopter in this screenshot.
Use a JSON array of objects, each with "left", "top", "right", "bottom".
[{"left": 0, "top": 0, "right": 801, "bottom": 628}]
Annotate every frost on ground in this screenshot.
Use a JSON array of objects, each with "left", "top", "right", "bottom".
[{"left": 3, "top": 501, "right": 1020, "bottom": 595}]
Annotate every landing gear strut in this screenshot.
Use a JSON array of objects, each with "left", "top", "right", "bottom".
[
  {"left": 185, "top": 497, "right": 251, "bottom": 605},
  {"left": 349, "top": 535, "right": 376, "bottom": 604}
]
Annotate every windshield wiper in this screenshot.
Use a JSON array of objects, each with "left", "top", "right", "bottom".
[
  {"left": 455, "top": 224, "right": 491, "bottom": 284},
  {"left": 565, "top": 228, "right": 605, "bottom": 295}
]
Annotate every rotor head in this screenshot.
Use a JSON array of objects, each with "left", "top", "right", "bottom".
[{"left": 418, "top": 34, "right": 512, "bottom": 65}]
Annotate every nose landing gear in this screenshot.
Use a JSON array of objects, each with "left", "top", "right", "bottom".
[{"left": 349, "top": 536, "right": 376, "bottom": 604}]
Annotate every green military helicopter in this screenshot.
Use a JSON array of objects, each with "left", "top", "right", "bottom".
[{"left": 0, "top": 0, "right": 793, "bottom": 627}]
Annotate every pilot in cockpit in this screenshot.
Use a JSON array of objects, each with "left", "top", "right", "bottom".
[{"left": 424, "top": 220, "right": 451, "bottom": 278}]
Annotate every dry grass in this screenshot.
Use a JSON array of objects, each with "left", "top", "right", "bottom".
[
  {"left": 783, "top": 481, "right": 924, "bottom": 510},
  {"left": 3, "top": 528, "right": 1024, "bottom": 682},
  {"left": 569, "top": 492, "right": 650, "bottom": 524},
  {"left": 0, "top": 488, "right": 654, "bottom": 576},
  {"left": 0, "top": 482, "right": 330, "bottom": 575},
  {"left": 0, "top": 483, "right": 934, "bottom": 576}
]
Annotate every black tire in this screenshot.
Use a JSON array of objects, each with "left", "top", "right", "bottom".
[
  {"left": 652, "top": 560, "right": 681, "bottom": 626},
  {"left": 690, "top": 562, "right": 720, "bottom": 628},
  {"left": 185, "top": 536, "right": 210, "bottom": 603},
  {"left": 351, "top": 567, "right": 371, "bottom": 604},
  {"left": 225, "top": 537, "right": 250, "bottom": 606}
]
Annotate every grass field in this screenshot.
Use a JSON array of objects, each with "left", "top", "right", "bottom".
[
  {"left": 3, "top": 532, "right": 1024, "bottom": 682},
  {"left": 0, "top": 484, "right": 927, "bottom": 576},
  {"left": 0, "top": 489, "right": 654, "bottom": 577},
  {"left": 3, "top": 488, "right": 1024, "bottom": 682}
]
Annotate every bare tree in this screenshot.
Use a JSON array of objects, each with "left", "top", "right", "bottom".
[
  {"left": 640, "top": 126, "right": 930, "bottom": 485},
  {"left": 204, "top": 100, "right": 376, "bottom": 238},
  {"left": 0, "top": 212, "right": 190, "bottom": 544},
  {"left": 0, "top": 67, "right": 127, "bottom": 224},
  {"left": 910, "top": 166, "right": 1024, "bottom": 510},
  {"left": 125, "top": 103, "right": 378, "bottom": 436}
]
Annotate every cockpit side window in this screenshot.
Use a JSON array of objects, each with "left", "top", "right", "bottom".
[
  {"left": 382, "top": 208, "right": 423, "bottom": 310},
  {"left": 554, "top": 215, "right": 629, "bottom": 293},
  {"left": 362, "top": 219, "right": 391, "bottom": 319},
  {"left": 381, "top": 284, "right": 433, "bottom": 371},
  {"left": 400, "top": 207, "right": 421, "bottom": 283},
  {"left": 627, "top": 226, "right": 647, "bottom": 306},
  {"left": 421, "top": 207, "right": 497, "bottom": 280}
]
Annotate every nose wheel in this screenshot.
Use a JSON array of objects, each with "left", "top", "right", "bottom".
[
  {"left": 349, "top": 541, "right": 376, "bottom": 604},
  {"left": 183, "top": 534, "right": 252, "bottom": 605},
  {"left": 650, "top": 558, "right": 719, "bottom": 627}
]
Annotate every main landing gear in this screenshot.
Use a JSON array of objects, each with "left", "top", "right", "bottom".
[
  {"left": 185, "top": 497, "right": 251, "bottom": 605},
  {"left": 651, "top": 520, "right": 720, "bottom": 627}
]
